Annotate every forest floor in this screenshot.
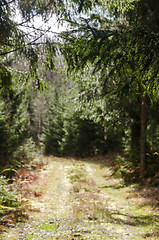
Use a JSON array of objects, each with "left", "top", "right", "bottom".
[{"left": 1, "top": 156, "right": 159, "bottom": 240}]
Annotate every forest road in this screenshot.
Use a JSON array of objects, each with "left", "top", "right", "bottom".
[{"left": 1, "top": 156, "right": 159, "bottom": 239}]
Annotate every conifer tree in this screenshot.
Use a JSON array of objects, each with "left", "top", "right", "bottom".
[{"left": 60, "top": 0, "right": 159, "bottom": 178}]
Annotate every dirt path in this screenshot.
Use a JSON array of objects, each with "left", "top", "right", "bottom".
[{"left": 1, "top": 157, "right": 159, "bottom": 239}]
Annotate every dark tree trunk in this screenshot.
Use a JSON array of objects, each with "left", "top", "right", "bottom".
[
  {"left": 131, "top": 122, "right": 141, "bottom": 151},
  {"left": 138, "top": 0, "right": 147, "bottom": 179},
  {"left": 140, "top": 89, "right": 147, "bottom": 178}
]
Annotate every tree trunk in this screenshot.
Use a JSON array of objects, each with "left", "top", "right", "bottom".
[
  {"left": 138, "top": 0, "right": 147, "bottom": 179},
  {"left": 131, "top": 122, "right": 141, "bottom": 151},
  {"left": 6, "top": 89, "right": 11, "bottom": 163},
  {"left": 140, "top": 87, "right": 147, "bottom": 179},
  {"left": 130, "top": 119, "right": 141, "bottom": 165},
  {"left": 37, "top": 107, "right": 42, "bottom": 147}
]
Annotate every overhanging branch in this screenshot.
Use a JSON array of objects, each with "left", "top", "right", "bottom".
[{"left": 0, "top": 27, "right": 54, "bottom": 56}]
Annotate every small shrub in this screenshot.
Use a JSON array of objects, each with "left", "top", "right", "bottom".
[
  {"left": 13, "top": 138, "right": 38, "bottom": 164},
  {"left": 0, "top": 176, "right": 19, "bottom": 208},
  {"left": 146, "top": 151, "right": 159, "bottom": 177},
  {"left": 112, "top": 155, "right": 140, "bottom": 183}
]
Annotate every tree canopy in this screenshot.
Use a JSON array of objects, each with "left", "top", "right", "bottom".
[
  {"left": 0, "top": 0, "right": 159, "bottom": 181},
  {"left": 60, "top": 0, "right": 159, "bottom": 178}
]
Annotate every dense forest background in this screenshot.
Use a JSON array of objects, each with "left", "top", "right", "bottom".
[{"left": 0, "top": 0, "right": 159, "bottom": 186}]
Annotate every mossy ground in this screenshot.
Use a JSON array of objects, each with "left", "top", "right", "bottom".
[{"left": 1, "top": 156, "right": 159, "bottom": 239}]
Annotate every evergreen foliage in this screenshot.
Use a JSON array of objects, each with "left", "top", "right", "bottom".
[
  {"left": 61, "top": 112, "right": 105, "bottom": 157},
  {"left": 41, "top": 83, "right": 106, "bottom": 157},
  {"left": 60, "top": 0, "right": 159, "bottom": 178},
  {"left": 0, "top": 0, "right": 159, "bottom": 183},
  {"left": 0, "top": 176, "right": 19, "bottom": 208},
  {"left": 42, "top": 89, "right": 64, "bottom": 156},
  {"left": 0, "top": 87, "right": 30, "bottom": 165}
]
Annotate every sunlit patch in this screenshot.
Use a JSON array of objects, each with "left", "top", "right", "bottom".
[{"left": 1, "top": 157, "right": 159, "bottom": 240}]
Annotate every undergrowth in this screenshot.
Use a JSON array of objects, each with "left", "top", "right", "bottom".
[
  {"left": 0, "top": 176, "right": 20, "bottom": 208},
  {"left": 112, "top": 154, "right": 159, "bottom": 187}
]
